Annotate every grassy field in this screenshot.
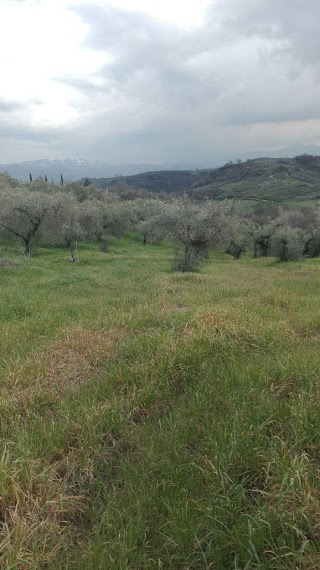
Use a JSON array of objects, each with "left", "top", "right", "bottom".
[{"left": 1, "top": 236, "right": 320, "bottom": 569}]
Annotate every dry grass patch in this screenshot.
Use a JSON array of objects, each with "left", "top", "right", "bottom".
[
  {"left": 1, "top": 326, "right": 127, "bottom": 412},
  {"left": 0, "top": 451, "right": 85, "bottom": 569},
  {"left": 185, "top": 308, "right": 296, "bottom": 343},
  {"left": 46, "top": 326, "right": 126, "bottom": 391}
]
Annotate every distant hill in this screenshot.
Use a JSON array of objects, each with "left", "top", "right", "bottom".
[
  {"left": 2, "top": 144, "right": 320, "bottom": 183},
  {"left": 91, "top": 154, "right": 320, "bottom": 203},
  {"left": 91, "top": 170, "right": 209, "bottom": 193},
  {"left": 240, "top": 144, "right": 320, "bottom": 161},
  {"left": 0, "top": 158, "right": 209, "bottom": 183}
]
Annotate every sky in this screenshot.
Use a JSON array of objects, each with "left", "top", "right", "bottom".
[{"left": 0, "top": 0, "right": 319, "bottom": 164}]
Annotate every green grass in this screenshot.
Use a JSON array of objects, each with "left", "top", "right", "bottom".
[{"left": 1, "top": 237, "right": 320, "bottom": 568}]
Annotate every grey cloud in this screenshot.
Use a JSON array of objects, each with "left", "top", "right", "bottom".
[
  {"left": 72, "top": 2, "right": 320, "bottom": 127},
  {"left": 72, "top": 4, "right": 228, "bottom": 115},
  {"left": 0, "top": 120, "right": 71, "bottom": 143},
  {"left": 74, "top": 4, "right": 209, "bottom": 79},
  {"left": 213, "top": 0, "right": 320, "bottom": 66},
  {"left": 3, "top": 0, "right": 320, "bottom": 163}
]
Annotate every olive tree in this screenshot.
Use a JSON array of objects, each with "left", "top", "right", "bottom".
[
  {"left": 61, "top": 221, "right": 86, "bottom": 261},
  {"left": 0, "top": 173, "right": 21, "bottom": 190},
  {"left": 134, "top": 199, "right": 163, "bottom": 244},
  {"left": 76, "top": 198, "right": 137, "bottom": 246},
  {"left": 0, "top": 188, "right": 66, "bottom": 255},
  {"left": 225, "top": 218, "right": 256, "bottom": 259},
  {"left": 144, "top": 197, "right": 237, "bottom": 271},
  {"left": 265, "top": 209, "right": 311, "bottom": 261},
  {"left": 253, "top": 230, "right": 273, "bottom": 258},
  {"left": 100, "top": 201, "right": 137, "bottom": 239},
  {"left": 271, "top": 225, "right": 305, "bottom": 261},
  {"left": 66, "top": 181, "right": 115, "bottom": 203},
  {"left": 78, "top": 200, "right": 104, "bottom": 241},
  {"left": 299, "top": 205, "right": 320, "bottom": 258}
]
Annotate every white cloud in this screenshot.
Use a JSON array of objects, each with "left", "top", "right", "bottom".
[
  {"left": 69, "top": 0, "right": 211, "bottom": 28},
  {"left": 0, "top": 0, "right": 105, "bottom": 125}
]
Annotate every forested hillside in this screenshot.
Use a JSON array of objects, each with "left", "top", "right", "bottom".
[
  {"left": 90, "top": 154, "right": 320, "bottom": 203},
  {"left": 90, "top": 170, "right": 206, "bottom": 193}
]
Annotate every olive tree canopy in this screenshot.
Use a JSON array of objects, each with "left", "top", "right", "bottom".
[{"left": 142, "top": 197, "right": 239, "bottom": 270}]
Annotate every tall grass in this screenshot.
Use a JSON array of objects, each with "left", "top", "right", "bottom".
[{"left": 1, "top": 237, "right": 320, "bottom": 568}]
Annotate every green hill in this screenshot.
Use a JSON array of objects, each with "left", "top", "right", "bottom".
[
  {"left": 90, "top": 154, "right": 320, "bottom": 203},
  {"left": 90, "top": 169, "right": 206, "bottom": 193}
]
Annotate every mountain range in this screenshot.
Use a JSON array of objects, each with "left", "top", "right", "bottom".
[
  {"left": 0, "top": 158, "right": 204, "bottom": 182},
  {"left": 1, "top": 144, "right": 320, "bottom": 182}
]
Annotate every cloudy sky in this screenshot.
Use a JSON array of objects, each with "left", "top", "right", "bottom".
[{"left": 0, "top": 0, "right": 319, "bottom": 164}]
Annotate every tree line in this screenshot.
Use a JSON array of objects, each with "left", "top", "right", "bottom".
[{"left": 0, "top": 173, "right": 320, "bottom": 269}]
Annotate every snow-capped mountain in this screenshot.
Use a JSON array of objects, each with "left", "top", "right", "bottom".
[
  {"left": 0, "top": 158, "right": 204, "bottom": 182},
  {"left": 2, "top": 145, "right": 320, "bottom": 183}
]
